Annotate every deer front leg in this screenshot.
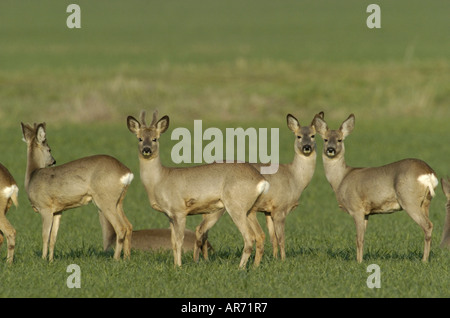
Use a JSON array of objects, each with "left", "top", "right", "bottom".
[
  {"left": 273, "top": 213, "right": 287, "bottom": 261},
  {"left": 170, "top": 215, "right": 186, "bottom": 267},
  {"left": 48, "top": 212, "right": 62, "bottom": 262},
  {"left": 353, "top": 213, "right": 367, "bottom": 263},
  {"left": 265, "top": 213, "right": 278, "bottom": 258},
  {"left": 40, "top": 212, "right": 54, "bottom": 261}
]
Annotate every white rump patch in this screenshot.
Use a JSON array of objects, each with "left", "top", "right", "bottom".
[
  {"left": 418, "top": 173, "right": 438, "bottom": 197},
  {"left": 120, "top": 173, "right": 134, "bottom": 186},
  {"left": 257, "top": 180, "right": 270, "bottom": 195},
  {"left": 2, "top": 185, "right": 18, "bottom": 199}
]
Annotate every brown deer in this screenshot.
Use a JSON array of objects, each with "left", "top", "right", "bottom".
[
  {"left": 250, "top": 113, "right": 322, "bottom": 260},
  {"left": 130, "top": 228, "right": 213, "bottom": 253},
  {"left": 0, "top": 163, "right": 18, "bottom": 264},
  {"left": 440, "top": 178, "right": 450, "bottom": 248},
  {"left": 21, "top": 122, "right": 133, "bottom": 261},
  {"left": 127, "top": 110, "right": 269, "bottom": 268},
  {"left": 314, "top": 113, "right": 438, "bottom": 262}
]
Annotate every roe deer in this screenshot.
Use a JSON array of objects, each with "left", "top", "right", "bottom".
[
  {"left": 250, "top": 112, "right": 322, "bottom": 260},
  {"left": 440, "top": 178, "right": 450, "bottom": 248},
  {"left": 21, "top": 122, "right": 133, "bottom": 261},
  {"left": 130, "top": 228, "right": 213, "bottom": 253},
  {"left": 127, "top": 110, "right": 269, "bottom": 268},
  {"left": 314, "top": 113, "right": 438, "bottom": 262},
  {"left": 0, "top": 163, "right": 18, "bottom": 264}
]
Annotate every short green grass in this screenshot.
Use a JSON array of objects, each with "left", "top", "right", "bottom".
[
  {"left": 0, "top": 0, "right": 449, "bottom": 298},
  {"left": 0, "top": 119, "right": 448, "bottom": 298}
]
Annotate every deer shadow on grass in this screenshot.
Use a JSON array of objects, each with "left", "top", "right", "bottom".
[
  {"left": 33, "top": 245, "right": 117, "bottom": 261},
  {"left": 326, "top": 247, "right": 435, "bottom": 262},
  {"left": 202, "top": 244, "right": 321, "bottom": 265}
]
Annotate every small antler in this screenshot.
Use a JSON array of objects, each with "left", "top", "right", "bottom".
[
  {"left": 150, "top": 110, "right": 159, "bottom": 126},
  {"left": 139, "top": 110, "right": 147, "bottom": 127}
]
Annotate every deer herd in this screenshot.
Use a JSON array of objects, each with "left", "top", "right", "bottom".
[{"left": 0, "top": 110, "right": 448, "bottom": 268}]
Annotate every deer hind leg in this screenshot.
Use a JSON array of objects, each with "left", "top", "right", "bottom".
[
  {"left": 94, "top": 201, "right": 127, "bottom": 260},
  {"left": 225, "top": 206, "right": 256, "bottom": 269},
  {"left": 194, "top": 210, "right": 225, "bottom": 262},
  {"left": 403, "top": 202, "right": 433, "bottom": 262},
  {"left": 247, "top": 211, "right": 265, "bottom": 267},
  {"left": 0, "top": 198, "right": 16, "bottom": 264},
  {"left": 98, "top": 211, "right": 116, "bottom": 251},
  {"left": 116, "top": 190, "right": 133, "bottom": 260}
]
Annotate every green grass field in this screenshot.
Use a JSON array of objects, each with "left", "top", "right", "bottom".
[{"left": 0, "top": 0, "right": 449, "bottom": 298}]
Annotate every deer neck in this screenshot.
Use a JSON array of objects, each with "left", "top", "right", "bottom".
[
  {"left": 288, "top": 148, "right": 317, "bottom": 190},
  {"left": 139, "top": 153, "right": 167, "bottom": 189},
  {"left": 25, "top": 147, "right": 44, "bottom": 191},
  {"left": 322, "top": 152, "right": 350, "bottom": 193}
]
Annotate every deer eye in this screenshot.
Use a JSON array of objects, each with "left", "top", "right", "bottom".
[
  {"left": 338, "top": 139, "right": 342, "bottom": 143},
  {"left": 324, "top": 139, "right": 328, "bottom": 142},
  {"left": 138, "top": 138, "right": 143, "bottom": 142},
  {"left": 297, "top": 135, "right": 301, "bottom": 139},
  {"left": 152, "top": 138, "right": 157, "bottom": 142},
  {"left": 311, "top": 135, "right": 315, "bottom": 139}
]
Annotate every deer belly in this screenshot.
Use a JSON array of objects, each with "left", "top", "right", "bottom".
[
  {"left": 368, "top": 199, "right": 402, "bottom": 214},
  {"left": 185, "top": 198, "right": 224, "bottom": 215},
  {"left": 54, "top": 194, "right": 93, "bottom": 211}
]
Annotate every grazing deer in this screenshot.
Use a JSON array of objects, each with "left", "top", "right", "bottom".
[
  {"left": 314, "top": 113, "right": 438, "bottom": 262},
  {"left": 127, "top": 110, "right": 269, "bottom": 268},
  {"left": 0, "top": 163, "right": 18, "bottom": 264},
  {"left": 130, "top": 228, "right": 213, "bottom": 253},
  {"left": 249, "top": 113, "right": 322, "bottom": 260},
  {"left": 21, "top": 122, "right": 133, "bottom": 261},
  {"left": 440, "top": 178, "right": 450, "bottom": 248}
]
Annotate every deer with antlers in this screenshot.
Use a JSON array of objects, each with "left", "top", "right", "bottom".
[{"left": 127, "top": 110, "right": 269, "bottom": 268}]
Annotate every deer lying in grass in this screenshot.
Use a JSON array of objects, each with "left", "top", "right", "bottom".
[
  {"left": 314, "top": 113, "right": 438, "bottom": 262},
  {"left": 129, "top": 228, "right": 213, "bottom": 253},
  {"left": 440, "top": 178, "right": 450, "bottom": 248},
  {"left": 0, "top": 163, "right": 19, "bottom": 264},
  {"left": 127, "top": 110, "right": 269, "bottom": 268},
  {"left": 249, "top": 113, "right": 322, "bottom": 260},
  {"left": 21, "top": 122, "right": 133, "bottom": 261}
]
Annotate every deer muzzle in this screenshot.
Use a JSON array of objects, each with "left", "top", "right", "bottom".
[
  {"left": 326, "top": 147, "right": 336, "bottom": 157},
  {"left": 302, "top": 145, "right": 313, "bottom": 155},
  {"left": 142, "top": 147, "right": 152, "bottom": 157}
]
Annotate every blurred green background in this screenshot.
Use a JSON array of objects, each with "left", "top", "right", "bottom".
[{"left": 0, "top": 0, "right": 449, "bottom": 125}]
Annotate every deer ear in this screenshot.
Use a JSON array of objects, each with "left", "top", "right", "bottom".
[
  {"left": 286, "top": 114, "right": 300, "bottom": 133},
  {"left": 340, "top": 114, "right": 355, "bottom": 138},
  {"left": 36, "top": 123, "right": 47, "bottom": 144},
  {"left": 156, "top": 115, "right": 169, "bottom": 135},
  {"left": 310, "top": 111, "right": 324, "bottom": 126},
  {"left": 313, "top": 115, "right": 328, "bottom": 138},
  {"left": 21, "top": 122, "right": 34, "bottom": 143},
  {"left": 127, "top": 116, "right": 141, "bottom": 135}
]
